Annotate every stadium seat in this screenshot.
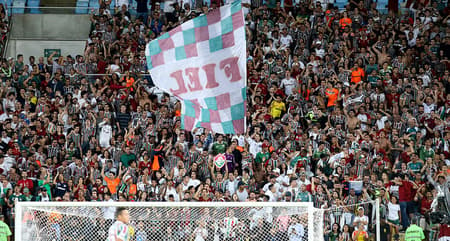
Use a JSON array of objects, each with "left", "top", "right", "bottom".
[
  {"left": 377, "top": 0, "right": 388, "bottom": 14},
  {"left": 89, "top": 0, "right": 100, "bottom": 9},
  {"left": 12, "top": 0, "right": 25, "bottom": 14},
  {"left": 27, "top": 0, "right": 41, "bottom": 14},
  {"left": 75, "top": 0, "right": 89, "bottom": 14}
]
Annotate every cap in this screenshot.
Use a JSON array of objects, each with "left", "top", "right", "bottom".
[
  {"left": 273, "top": 168, "right": 280, "bottom": 174},
  {"left": 262, "top": 143, "right": 269, "bottom": 148},
  {"left": 358, "top": 207, "right": 364, "bottom": 211},
  {"left": 23, "top": 188, "right": 30, "bottom": 193},
  {"left": 287, "top": 170, "right": 294, "bottom": 175},
  {"left": 285, "top": 191, "right": 292, "bottom": 196}
]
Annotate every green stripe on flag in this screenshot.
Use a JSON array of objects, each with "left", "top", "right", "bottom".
[
  {"left": 221, "top": 16, "right": 233, "bottom": 34},
  {"left": 148, "top": 40, "right": 161, "bottom": 56},
  {"left": 222, "top": 121, "right": 235, "bottom": 134},
  {"left": 184, "top": 100, "right": 196, "bottom": 117},
  {"left": 204, "top": 96, "right": 218, "bottom": 110},
  {"left": 159, "top": 32, "right": 170, "bottom": 39},
  {"left": 231, "top": 103, "right": 245, "bottom": 120},
  {"left": 193, "top": 14, "right": 208, "bottom": 27},
  {"left": 183, "top": 28, "right": 196, "bottom": 45},
  {"left": 180, "top": 115, "right": 185, "bottom": 129},
  {"left": 175, "top": 46, "right": 187, "bottom": 60},
  {"left": 209, "top": 36, "right": 223, "bottom": 52},
  {"left": 230, "top": 0, "right": 242, "bottom": 14},
  {"left": 201, "top": 109, "right": 210, "bottom": 122},
  {"left": 241, "top": 87, "right": 247, "bottom": 99}
]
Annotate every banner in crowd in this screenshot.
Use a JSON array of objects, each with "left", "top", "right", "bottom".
[{"left": 146, "top": 0, "right": 247, "bottom": 134}]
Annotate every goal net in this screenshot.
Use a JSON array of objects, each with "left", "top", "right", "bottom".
[{"left": 16, "top": 202, "right": 326, "bottom": 241}]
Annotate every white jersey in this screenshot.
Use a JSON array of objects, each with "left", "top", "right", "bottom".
[
  {"left": 106, "top": 220, "right": 130, "bottom": 241},
  {"left": 99, "top": 123, "right": 113, "bottom": 148}
]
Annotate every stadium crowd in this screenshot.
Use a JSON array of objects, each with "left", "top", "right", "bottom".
[{"left": 0, "top": 0, "right": 449, "bottom": 240}]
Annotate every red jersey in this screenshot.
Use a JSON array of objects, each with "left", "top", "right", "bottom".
[
  {"left": 138, "top": 161, "right": 152, "bottom": 172},
  {"left": 398, "top": 180, "right": 413, "bottom": 202},
  {"left": 17, "top": 179, "right": 34, "bottom": 192}
]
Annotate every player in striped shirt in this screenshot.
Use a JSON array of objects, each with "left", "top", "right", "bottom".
[{"left": 106, "top": 207, "right": 131, "bottom": 241}]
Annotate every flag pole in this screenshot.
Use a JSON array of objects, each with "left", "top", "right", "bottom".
[{"left": 242, "top": 1, "right": 247, "bottom": 135}]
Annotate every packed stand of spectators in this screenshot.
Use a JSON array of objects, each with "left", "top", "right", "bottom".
[
  {"left": 0, "top": 3, "right": 10, "bottom": 57},
  {"left": 0, "top": 0, "right": 450, "bottom": 240}
]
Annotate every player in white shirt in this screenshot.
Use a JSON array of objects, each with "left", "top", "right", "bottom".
[{"left": 106, "top": 207, "right": 131, "bottom": 241}]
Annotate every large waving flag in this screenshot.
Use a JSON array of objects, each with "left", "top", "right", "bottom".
[{"left": 145, "top": 1, "right": 246, "bottom": 134}]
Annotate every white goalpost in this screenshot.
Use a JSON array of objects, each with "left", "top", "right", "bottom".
[{"left": 15, "top": 201, "right": 324, "bottom": 241}]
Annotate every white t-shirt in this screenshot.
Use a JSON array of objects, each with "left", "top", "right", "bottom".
[
  {"left": 99, "top": 123, "right": 113, "bottom": 148},
  {"left": 376, "top": 116, "right": 389, "bottom": 130},
  {"left": 225, "top": 180, "right": 238, "bottom": 195},
  {"left": 246, "top": 137, "right": 262, "bottom": 158},
  {"left": 236, "top": 189, "right": 248, "bottom": 201},
  {"left": 357, "top": 113, "right": 369, "bottom": 131},
  {"left": 281, "top": 77, "right": 297, "bottom": 96},
  {"left": 353, "top": 215, "right": 369, "bottom": 231},
  {"left": 280, "top": 34, "right": 293, "bottom": 48},
  {"left": 265, "top": 189, "right": 277, "bottom": 202},
  {"left": 387, "top": 202, "right": 400, "bottom": 221},
  {"left": 423, "top": 103, "right": 436, "bottom": 114},
  {"left": 107, "top": 220, "right": 130, "bottom": 241}
]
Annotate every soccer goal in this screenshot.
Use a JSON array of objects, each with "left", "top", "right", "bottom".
[{"left": 15, "top": 201, "right": 326, "bottom": 241}]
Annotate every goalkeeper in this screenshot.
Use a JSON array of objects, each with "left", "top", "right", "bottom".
[{"left": 106, "top": 207, "right": 132, "bottom": 241}]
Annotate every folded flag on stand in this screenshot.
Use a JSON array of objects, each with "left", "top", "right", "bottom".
[{"left": 146, "top": 0, "right": 247, "bottom": 134}]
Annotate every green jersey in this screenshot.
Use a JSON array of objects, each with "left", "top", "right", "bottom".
[
  {"left": 0, "top": 220, "right": 11, "bottom": 241},
  {"left": 404, "top": 224, "right": 424, "bottom": 241},
  {"left": 120, "top": 153, "right": 137, "bottom": 168},
  {"left": 255, "top": 152, "right": 270, "bottom": 164},
  {"left": 19, "top": 194, "right": 33, "bottom": 201},
  {"left": 419, "top": 147, "right": 434, "bottom": 161},
  {"left": 295, "top": 191, "right": 311, "bottom": 202},
  {"left": 8, "top": 193, "right": 23, "bottom": 205},
  {"left": 407, "top": 162, "right": 423, "bottom": 173},
  {"left": 38, "top": 179, "right": 52, "bottom": 200},
  {"left": 290, "top": 156, "right": 309, "bottom": 168},
  {"left": 212, "top": 142, "right": 227, "bottom": 155}
]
